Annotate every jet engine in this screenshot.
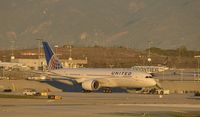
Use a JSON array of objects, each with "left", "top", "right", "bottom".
[{"left": 81, "top": 80, "right": 100, "bottom": 91}]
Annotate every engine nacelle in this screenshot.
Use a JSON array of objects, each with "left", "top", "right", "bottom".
[{"left": 81, "top": 80, "right": 100, "bottom": 91}]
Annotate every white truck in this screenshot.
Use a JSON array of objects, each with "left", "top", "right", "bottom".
[{"left": 23, "top": 89, "right": 40, "bottom": 96}]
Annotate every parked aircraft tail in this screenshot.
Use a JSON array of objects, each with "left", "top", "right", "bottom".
[{"left": 42, "top": 41, "right": 63, "bottom": 70}]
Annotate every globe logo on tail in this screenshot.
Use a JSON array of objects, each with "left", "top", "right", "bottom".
[{"left": 48, "top": 55, "right": 63, "bottom": 70}]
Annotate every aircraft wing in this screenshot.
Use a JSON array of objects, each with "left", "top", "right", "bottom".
[
  {"left": 32, "top": 70, "right": 78, "bottom": 80},
  {"left": 32, "top": 70, "right": 116, "bottom": 87}
]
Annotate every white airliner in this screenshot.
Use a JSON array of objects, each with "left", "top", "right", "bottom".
[
  {"left": 0, "top": 61, "right": 23, "bottom": 69},
  {"left": 132, "top": 66, "right": 169, "bottom": 74},
  {"left": 42, "top": 41, "right": 157, "bottom": 92}
]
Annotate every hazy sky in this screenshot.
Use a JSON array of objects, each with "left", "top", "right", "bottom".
[{"left": 0, "top": 0, "right": 200, "bottom": 50}]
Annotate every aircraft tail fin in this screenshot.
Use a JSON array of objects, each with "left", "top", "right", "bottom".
[{"left": 42, "top": 41, "right": 63, "bottom": 70}]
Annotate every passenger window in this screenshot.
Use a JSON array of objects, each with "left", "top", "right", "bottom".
[{"left": 145, "top": 76, "right": 152, "bottom": 78}]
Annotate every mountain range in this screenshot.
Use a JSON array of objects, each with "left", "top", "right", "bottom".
[{"left": 0, "top": 0, "right": 200, "bottom": 50}]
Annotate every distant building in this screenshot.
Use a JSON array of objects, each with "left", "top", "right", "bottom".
[
  {"left": 0, "top": 61, "right": 23, "bottom": 70},
  {"left": 61, "top": 58, "right": 88, "bottom": 68},
  {"left": 11, "top": 58, "right": 88, "bottom": 70},
  {"left": 11, "top": 58, "right": 45, "bottom": 70}
]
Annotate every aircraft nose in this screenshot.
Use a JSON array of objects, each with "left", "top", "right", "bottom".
[{"left": 150, "top": 79, "right": 157, "bottom": 86}]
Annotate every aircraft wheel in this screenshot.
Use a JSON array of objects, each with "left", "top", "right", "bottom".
[
  {"left": 160, "top": 91, "right": 164, "bottom": 95},
  {"left": 82, "top": 89, "right": 91, "bottom": 93},
  {"left": 103, "top": 88, "right": 112, "bottom": 93}
]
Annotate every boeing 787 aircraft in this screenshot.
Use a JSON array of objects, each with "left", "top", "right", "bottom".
[{"left": 42, "top": 41, "right": 157, "bottom": 93}]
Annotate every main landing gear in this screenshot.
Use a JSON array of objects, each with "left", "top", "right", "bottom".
[
  {"left": 81, "top": 88, "right": 112, "bottom": 93},
  {"left": 103, "top": 88, "right": 112, "bottom": 93}
]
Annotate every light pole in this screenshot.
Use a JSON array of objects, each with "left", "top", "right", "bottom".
[
  {"left": 148, "top": 41, "right": 151, "bottom": 58},
  {"left": 180, "top": 69, "right": 184, "bottom": 81},
  {"left": 147, "top": 41, "right": 152, "bottom": 65},
  {"left": 54, "top": 45, "right": 59, "bottom": 55},
  {"left": 10, "top": 38, "right": 15, "bottom": 60},
  {"left": 68, "top": 45, "right": 72, "bottom": 60},
  {"left": 194, "top": 55, "right": 200, "bottom": 78},
  {"left": 162, "top": 70, "right": 164, "bottom": 81},
  {"left": 1, "top": 66, "right": 4, "bottom": 78},
  {"left": 36, "top": 39, "right": 42, "bottom": 59}
]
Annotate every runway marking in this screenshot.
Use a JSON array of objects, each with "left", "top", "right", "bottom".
[
  {"left": 47, "top": 100, "right": 55, "bottom": 102},
  {"left": 116, "top": 104, "right": 200, "bottom": 108}
]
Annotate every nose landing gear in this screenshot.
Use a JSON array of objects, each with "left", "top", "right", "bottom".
[{"left": 82, "top": 89, "right": 92, "bottom": 93}]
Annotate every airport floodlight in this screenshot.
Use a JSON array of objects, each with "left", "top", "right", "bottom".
[
  {"left": 147, "top": 58, "right": 152, "bottom": 62},
  {"left": 54, "top": 45, "right": 59, "bottom": 48},
  {"left": 194, "top": 55, "right": 200, "bottom": 58},
  {"left": 11, "top": 55, "right": 15, "bottom": 60}
]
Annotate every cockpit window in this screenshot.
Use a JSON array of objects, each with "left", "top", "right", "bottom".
[{"left": 145, "top": 76, "right": 152, "bottom": 78}]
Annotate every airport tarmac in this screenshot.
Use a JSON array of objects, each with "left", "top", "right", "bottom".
[{"left": 0, "top": 93, "right": 200, "bottom": 117}]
